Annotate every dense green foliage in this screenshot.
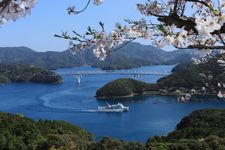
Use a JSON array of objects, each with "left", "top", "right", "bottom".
[
  {"left": 96, "top": 78, "right": 157, "bottom": 98},
  {"left": 0, "top": 64, "right": 62, "bottom": 84},
  {"left": 1, "top": 109, "right": 225, "bottom": 150},
  {"left": 90, "top": 137, "right": 146, "bottom": 150},
  {"left": 169, "top": 109, "right": 225, "bottom": 139},
  {"left": 155, "top": 58, "right": 225, "bottom": 95},
  {"left": 171, "top": 63, "right": 193, "bottom": 73},
  {"left": 0, "top": 112, "right": 92, "bottom": 150},
  {"left": 146, "top": 109, "right": 225, "bottom": 150},
  {"left": 0, "top": 43, "right": 198, "bottom": 70}
]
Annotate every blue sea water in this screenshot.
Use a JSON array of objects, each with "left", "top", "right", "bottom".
[{"left": 0, "top": 65, "right": 225, "bottom": 142}]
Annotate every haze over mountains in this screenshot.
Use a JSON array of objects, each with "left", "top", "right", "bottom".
[{"left": 0, "top": 42, "right": 202, "bottom": 70}]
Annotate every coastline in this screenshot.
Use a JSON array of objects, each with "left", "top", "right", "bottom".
[{"left": 96, "top": 91, "right": 219, "bottom": 99}]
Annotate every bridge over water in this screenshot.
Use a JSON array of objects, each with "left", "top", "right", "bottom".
[
  {"left": 56, "top": 70, "right": 170, "bottom": 86},
  {"left": 57, "top": 70, "right": 170, "bottom": 76}
]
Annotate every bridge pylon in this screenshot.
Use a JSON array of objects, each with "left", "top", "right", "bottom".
[{"left": 74, "top": 75, "right": 82, "bottom": 86}]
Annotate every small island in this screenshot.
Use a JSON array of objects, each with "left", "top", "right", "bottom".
[
  {"left": 0, "top": 64, "right": 63, "bottom": 85},
  {"left": 96, "top": 78, "right": 158, "bottom": 98},
  {"left": 96, "top": 57, "right": 225, "bottom": 99}
]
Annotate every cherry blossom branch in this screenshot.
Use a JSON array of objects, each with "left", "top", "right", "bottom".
[
  {"left": 76, "top": 0, "right": 91, "bottom": 14},
  {"left": 0, "top": 0, "right": 37, "bottom": 26},
  {"left": 0, "top": 0, "right": 11, "bottom": 10},
  {"left": 110, "top": 38, "right": 136, "bottom": 52},
  {"left": 67, "top": 0, "right": 91, "bottom": 15},
  {"left": 218, "top": 32, "right": 225, "bottom": 45},
  {"left": 186, "top": 0, "right": 211, "bottom": 8},
  {"left": 157, "top": 15, "right": 197, "bottom": 32},
  {"left": 59, "top": 0, "right": 225, "bottom": 63},
  {"left": 67, "top": 0, "right": 102, "bottom": 15}
]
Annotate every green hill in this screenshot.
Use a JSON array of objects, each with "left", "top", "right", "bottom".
[
  {"left": 96, "top": 78, "right": 157, "bottom": 98},
  {"left": 1, "top": 109, "right": 225, "bottom": 150},
  {"left": 0, "top": 112, "right": 92, "bottom": 150},
  {"left": 0, "top": 64, "right": 62, "bottom": 84},
  {"left": 155, "top": 57, "right": 225, "bottom": 95},
  {"left": 146, "top": 109, "right": 225, "bottom": 150},
  {"left": 0, "top": 47, "right": 85, "bottom": 69},
  {"left": 0, "top": 43, "right": 200, "bottom": 70}
]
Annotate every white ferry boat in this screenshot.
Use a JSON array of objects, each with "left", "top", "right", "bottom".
[{"left": 97, "top": 102, "right": 129, "bottom": 112}]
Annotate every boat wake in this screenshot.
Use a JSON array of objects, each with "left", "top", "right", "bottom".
[{"left": 39, "top": 91, "right": 126, "bottom": 113}]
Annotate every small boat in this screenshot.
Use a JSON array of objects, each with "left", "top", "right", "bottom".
[{"left": 97, "top": 102, "right": 129, "bottom": 112}]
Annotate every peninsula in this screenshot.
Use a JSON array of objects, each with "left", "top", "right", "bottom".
[
  {"left": 0, "top": 64, "right": 63, "bottom": 85},
  {"left": 96, "top": 57, "right": 224, "bottom": 98}
]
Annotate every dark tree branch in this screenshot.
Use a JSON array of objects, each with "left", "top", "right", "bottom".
[
  {"left": 110, "top": 38, "right": 136, "bottom": 53},
  {"left": 187, "top": 45, "right": 225, "bottom": 49},
  {"left": 172, "top": 0, "right": 179, "bottom": 15},
  {"left": 186, "top": 0, "right": 211, "bottom": 8},
  {"left": 0, "top": 0, "right": 11, "bottom": 11},
  {"left": 157, "top": 14, "right": 197, "bottom": 32},
  {"left": 218, "top": 32, "right": 225, "bottom": 45},
  {"left": 75, "top": 0, "right": 91, "bottom": 15},
  {"left": 154, "top": 0, "right": 216, "bottom": 34}
]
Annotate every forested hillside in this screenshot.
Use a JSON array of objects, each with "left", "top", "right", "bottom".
[
  {"left": 0, "top": 64, "right": 62, "bottom": 84},
  {"left": 1, "top": 109, "right": 225, "bottom": 150},
  {"left": 0, "top": 43, "right": 201, "bottom": 70}
]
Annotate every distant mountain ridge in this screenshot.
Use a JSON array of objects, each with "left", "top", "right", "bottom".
[{"left": 0, "top": 42, "right": 201, "bottom": 70}]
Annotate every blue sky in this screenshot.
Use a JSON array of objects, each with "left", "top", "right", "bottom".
[{"left": 0, "top": 0, "right": 155, "bottom": 52}]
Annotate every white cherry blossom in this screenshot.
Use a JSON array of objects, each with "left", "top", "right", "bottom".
[
  {"left": 0, "top": 0, "right": 37, "bottom": 26},
  {"left": 93, "top": 0, "right": 103, "bottom": 6}
]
